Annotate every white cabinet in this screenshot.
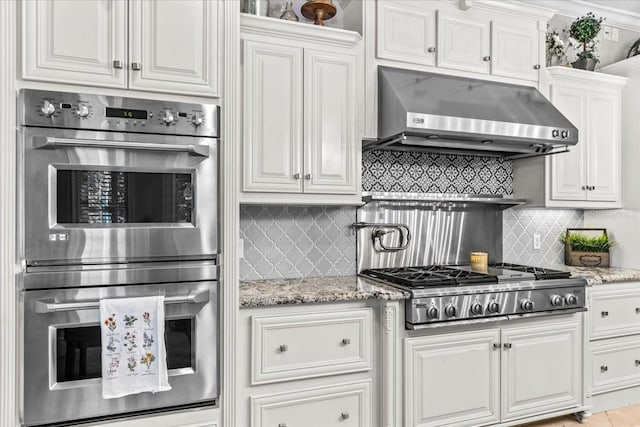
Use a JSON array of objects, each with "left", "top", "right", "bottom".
[
  {"left": 437, "top": 9, "right": 491, "bottom": 75},
  {"left": 22, "top": 0, "right": 127, "bottom": 88},
  {"left": 405, "top": 315, "right": 582, "bottom": 427},
  {"left": 513, "top": 67, "right": 627, "bottom": 208},
  {"left": 374, "top": 1, "right": 546, "bottom": 82},
  {"left": 240, "top": 15, "right": 362, "bottom": 204},
  {"left": 405, "top": 329, "right": 500, "bottom": 427},
  {"left": 586, "top": 283, "right": 640, "bottom": 412},
  {"left": 548, "top": 67, "right": 625, "bottom": 206},
  {"left": 238, "top": 302, "right": 376, "bottom": 427},
  {"left": 22, "top": 0, "right": 220, "bottom": 96}
]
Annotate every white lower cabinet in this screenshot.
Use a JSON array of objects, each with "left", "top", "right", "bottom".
[
  {"left": 238, "top": 302, "right": 376, "bottom": 427},
  {"left": 405, "top": 315, "right": 582, "bottom": 427},
  {"left": 587, "top": 283, "right": 640, "bottom": 412}
]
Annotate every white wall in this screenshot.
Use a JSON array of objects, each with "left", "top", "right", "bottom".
[{"left": 584, "top": 210, "right": 640, "bottom": 268}]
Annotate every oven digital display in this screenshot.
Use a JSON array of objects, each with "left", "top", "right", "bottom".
[{"left": 105, "top": 107, "right": 148, "bottom": 120}]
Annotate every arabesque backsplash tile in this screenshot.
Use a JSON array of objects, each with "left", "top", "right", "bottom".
[{"left": 503, "top": 208, "right": 584, "bottom": 267}]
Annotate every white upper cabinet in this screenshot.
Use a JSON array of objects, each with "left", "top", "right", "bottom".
[
  {"left": 547, "top": 68, "right": 625, "bottom": 207},
  {"left": 22, "top": 0, "right": 127, "bottom": 88},
  {"left": 437, "top": 10, "right": 491, "bottom": 75},
  {"left": 22, "top": 0, "right": 220, "bottom": 97},
  {"left": 128, "top": 0, "right": 219, "bottom": 96},
  {"left": 377, "top": 2, "right": 436, "bottom": 67},
  {"left": 374, "top": 1, "right": 549, "bottom": 83},
  {"left": 491, "top": 20, "right": 540, "bottom": 81},
  {"left": 240, "top": 15, "right": 362, "bottom": 204}
]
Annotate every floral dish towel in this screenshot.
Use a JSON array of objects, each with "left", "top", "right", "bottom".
[{"left": 100, "top": 296, "right": 171, "bottom": 399}]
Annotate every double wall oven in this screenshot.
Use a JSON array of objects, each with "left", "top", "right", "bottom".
[{"left": 18, "top": 90, "right": 220, "bottom": 426}]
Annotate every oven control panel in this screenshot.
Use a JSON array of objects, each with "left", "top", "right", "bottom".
[{"left": 19, "top": 89, "right": 220, "bottom": 138}]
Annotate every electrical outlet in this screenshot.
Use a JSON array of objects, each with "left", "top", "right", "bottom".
[
  {"left": 533, "top": 234, "right": 541, "bottom": 250},
  {"left": 239, "top": 238, "right": 245, "bottom": 258},
  {"left": 603, "top": 25, "right": 612, "bottom": 40}
]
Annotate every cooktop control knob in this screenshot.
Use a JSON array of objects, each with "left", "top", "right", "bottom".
[
  {"left": 470, "top": 302, "right": 483, "bottom": 315},
  {"left": 162, "top": 110, "right": 175, "bottom": 125},
  {"left": 426, "top": 305, "right": 439, "bottom": 320},
  {"left": 565, "top": 293, "right": 578, "bottom": 305},
  {"left": 191, "top": 113, "right": 203, "bottom": 127},
  {"left": 41, "top": 100, "right": 56, "bottom": 117},
  {"left": 550, "top": 294, "right": 563, "bottom": 307},
  {"left": 487, "top": 301, "right": 500, "bottom": 313},
  {"left": 76, "top": 104, "right": 89, "bottom": 118},
  {"left": 444, "top": 304, "right": 457, "bottom": 318},
  {"left": 520, "top": 299, "right": 534, "bottom": 312}
]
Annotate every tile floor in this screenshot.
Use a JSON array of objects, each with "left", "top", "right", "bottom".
[{"left": 521, "top": 404, "right": 640, "bottom": 426}]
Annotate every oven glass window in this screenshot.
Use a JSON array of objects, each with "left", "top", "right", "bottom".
[
  {"left": 56, "top": 170, "right": 193, "bottom": 224},
  {"left": 55, "top": 319, "right": 193, "bottom": 382}
]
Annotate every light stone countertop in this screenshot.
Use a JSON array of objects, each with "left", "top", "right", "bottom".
[
  {"left": 239, "top": 275, "right": 409, "bottom": 308},
  {"left": 563, "top": 266, "right": 640, "bottom": 286}
]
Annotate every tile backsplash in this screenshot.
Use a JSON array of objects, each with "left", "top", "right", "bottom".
[
  {"left": 363, "top": 150, "right": 513, "bottom": 195},
  {"left": 503, "top": 208, "right": 584, "bottom": 267},
  {"left": 240, "top": 205, "right": 356, "bottom": 280}
]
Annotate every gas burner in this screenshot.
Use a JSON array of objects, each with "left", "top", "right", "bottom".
[{"left": 361, "top": 265, "right": 497, "bottom": 289}]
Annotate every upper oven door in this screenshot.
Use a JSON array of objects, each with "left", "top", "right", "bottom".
[{"left": 20, "top": 127, "right": 218, "bottom": 267}]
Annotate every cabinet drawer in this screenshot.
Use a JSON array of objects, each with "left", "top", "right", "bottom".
[
  {"left": 251, "top": 381, "right": 371, "bottom": 427},
  {"left": 251, "top": 309, "right": 372, "bottom": 384},
  {"left": 590, "top": 287, "right": 640, "bottom": 339},
  {"left": 591, "top": 336, "right": 640, "bottom": 395}
]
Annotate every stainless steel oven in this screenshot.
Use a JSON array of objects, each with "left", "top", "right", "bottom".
[
  {"left": 17, "top": 90, "right": 221, "bottom": 425},
  {"left": 21, "top": 279, "right": 218, "bottom": 426},
  {"left": 18, "top": 89, "right": 219, "bottom": 270}
]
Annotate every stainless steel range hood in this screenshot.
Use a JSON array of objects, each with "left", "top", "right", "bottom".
[{"left": 364, "top": 67, "right": 578, "bottom": 159}]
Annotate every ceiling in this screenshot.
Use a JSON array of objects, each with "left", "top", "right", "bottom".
[{"left": 519, "top": 0, "right": 640, "bottom": 32}]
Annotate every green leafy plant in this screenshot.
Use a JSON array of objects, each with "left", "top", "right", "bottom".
[
  {"left": 569, "top": 12, "right": 604, "bottom": 61},
  {"left": 561, "top": 232, "right": 614, "bottom": 253}
]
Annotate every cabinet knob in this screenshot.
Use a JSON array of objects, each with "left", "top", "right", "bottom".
[
  {"left": 503, "top": 343, "right": 512, "bottom": 349},
  {"left": 636, "top": 360, "right": 640, "bottom": 366},
  {"left": 533, "top": 64, "right": 541, "bottom": 70},
  {"left": 581, "top": 186, "right": 587, "bottom": 190},
  {"left": 636, "top": 308, "right": 640, "bottom": 314},
  {"left": 279, "top": 424, "right": 287, "bottom": 427},
  {"left": 131, "top": 62, "right": 141, "bottom": 71},
  {"left": 483, "top": 55, "right": 491, "bottom": 61},
  {"left": 601, "top": 311, "right": 609, "bottom": 317},
  {"left": 427, "top": 46, "right": 436, "bottom": 53},
  {"left": 293, "top": 173, "right": 301, "bottom": 180},
  {"left": 340, "top": 412, "right": 350, "bottom": 420},
  {"left": 113, "top": 60, "right": 123, "bottom": 69},
  {"left": 279, "top": 344, "right": 288, "bottom": 352},
  {"left": 601, "top": 365, "right": 608, "bottom": 372},
  {"left": 341, "top": 338, "right": 351, "bottom": 345},
  {"left": 305, "top": 173, "right": 312, "bottom": 180}
]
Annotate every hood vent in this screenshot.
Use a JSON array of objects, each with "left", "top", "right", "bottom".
[{"left": 364, "top": 67, "right": 578, "bottom": 160}]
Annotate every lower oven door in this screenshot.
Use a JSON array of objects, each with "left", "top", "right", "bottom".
[{"left": 21, "top": 281, "right": 217, "bottom": 426}]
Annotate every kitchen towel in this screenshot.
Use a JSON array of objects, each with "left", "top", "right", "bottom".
[{"left": 100, "top": 296, "right": 171, "bottom": 399}]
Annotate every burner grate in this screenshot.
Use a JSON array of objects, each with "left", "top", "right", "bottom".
[
  {"left": 361, "top": 265, "right": 497, "bottom": 288},
  {"left": 488, "top": 262, "right": 571, "bottom": 280}
]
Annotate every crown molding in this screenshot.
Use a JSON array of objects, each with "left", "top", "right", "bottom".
[{"left": 520, "top": 0, "right": 640, "bottom": 32}]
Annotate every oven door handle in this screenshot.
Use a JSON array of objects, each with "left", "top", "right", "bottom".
[
  {"left": 33, "top": 290, "right": 210, "bottom": 313},
  {"left": 33, "top": 136, "right": 210, "bottom": 157}
]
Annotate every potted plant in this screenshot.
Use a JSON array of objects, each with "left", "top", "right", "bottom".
[
  {"left": 568, "top": 12, "right": 604, "bottom": 71},
  {"left": 561, "top": 228, "right": 614, "bottom": 267}
]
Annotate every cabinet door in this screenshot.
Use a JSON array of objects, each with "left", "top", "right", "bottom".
[
  {"left": 437, "top": 10, "right": 490, "bottom": 74},
  {"left": 242, "top": 40, "right": 303, "bottom": 193},
  {"left": 22, "top": 0, "right": 126, "bottom": 88},
  {"left": 405, "top": 329, "right": 500, "bottom": 427},
  {"left": 586, "top": 91, "right": 620, "bottom": 201},
  {"left": 491, "top": 21, "right": 540, "bottom": 81},
  {"left": 501, "top": 317, "right": 581, "bottom": 421},
  {"left": 377, "top": 1, "right": 436, "bottom": 67},
  {"left": 129, "top": 0, "right": 219, "bottom": 96},
  {"left": 550, "top": 85, "right": 587, "bottom": 201},
  {"left": 303, "top": 49, "right": 358, "bottom": 194}
]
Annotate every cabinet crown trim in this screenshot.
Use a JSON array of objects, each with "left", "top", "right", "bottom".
[
  {"left": 547, "top": 66, "right": 628, "bottom": 87},
  {"left": 240, "top": 14, "right": 361, "bottom": 48}
]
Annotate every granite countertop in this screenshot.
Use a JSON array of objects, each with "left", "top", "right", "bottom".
[
  {"left": 239, "top": 275, "right": 409, "bottom": 308},
  {"left": 564, "top": 266, "right": 640, "bottom": 286}
]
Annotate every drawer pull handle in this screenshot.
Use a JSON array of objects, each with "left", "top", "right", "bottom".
[
  {"left": 636, "top": 360, "right": 640, "bottom": 366},
  {"left": 503, "top": 343, "right": 512, "bottom": 349},
  {"left": 493, "top": 343, "right": 501, "bottom": 350},
  {"left": 636, "top": 308, "right": 640, "bottom": 314},
  {"left": 341, "top": 412, "right": 350, "bottom": 420},
  {"left": 601, "top": 311, "right": 609, "bottom": 317},
  {"left": 279, "top": 424, "right": 287, "bottom": 427},
  {"left": 341, "top": 338, "right": 351, "bottom": 345},
  {"left": 601, "top": 365, "right": 608, "bottom": 372},
  {"left": 279, "top": 344, "right": 288, "bottom": 352}
]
